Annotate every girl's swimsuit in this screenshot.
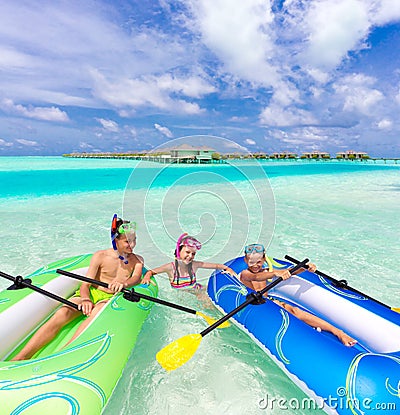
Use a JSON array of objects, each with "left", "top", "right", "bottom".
[{"left": 170, "top": 261, "right": 203, "bottom": 290}]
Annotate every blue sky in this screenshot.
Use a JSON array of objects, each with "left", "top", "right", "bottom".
[{"left": 1, "top": 0, "right": 400, "bottom": 157}]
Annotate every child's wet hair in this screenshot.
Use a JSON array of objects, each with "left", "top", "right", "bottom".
[{"left": 175, "top": 233, "right": 201, "bottom": 259}]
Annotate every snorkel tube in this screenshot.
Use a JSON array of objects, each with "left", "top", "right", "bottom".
[
  {"left": 265, "top": 256, "right": 274, "bottom": 272},
  {"left": 111, "top": 213, "right": 118, "bottom": 251},
  {"left": 175, "top": 233, "right": 188, "bottom": 259}
]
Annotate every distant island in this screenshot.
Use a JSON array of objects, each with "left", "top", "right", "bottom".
[{"left": 63, "top": 145, "right": 399, "bottom": 164}]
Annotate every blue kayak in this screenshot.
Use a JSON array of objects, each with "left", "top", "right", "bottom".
[{"left": 207, "top": 256, "right": 400, "bottom": 415}]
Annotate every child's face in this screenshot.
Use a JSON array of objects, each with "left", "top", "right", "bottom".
[
  {"left": 116, "top": 234, "right": 136, "bottom": 254},
  {"left": 179, "top": 246, "right": 197, "bottom": 264},
  {"left": 246, "top": 253, "right": 265, "bottom": 273}
]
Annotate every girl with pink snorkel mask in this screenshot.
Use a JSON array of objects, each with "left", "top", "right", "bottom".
[{"left": 142, "top": 233, "right": 234, "bottom": 293}]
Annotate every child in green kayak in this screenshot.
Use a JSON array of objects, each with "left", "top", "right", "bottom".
[
  {"left": 12, "top": 215, "right": 144, "bottom": 361},
  {"left": 240, "top": 244, "right": 357, "bottom": 347}
]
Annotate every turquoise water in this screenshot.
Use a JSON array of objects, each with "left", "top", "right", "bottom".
[
  {"left": 0, "top": 156, "right": 397, "bottom": 198},
  {"left": 0, "top": 157, "right": 399, "bottom": 414}
]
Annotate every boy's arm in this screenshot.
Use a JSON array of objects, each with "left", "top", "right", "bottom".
[
  {"left": 79, "top": 251, "right": 102, "bottom": 314},
  {"left": 80, "top": 251, "right": 102, "bottom": 296},
  {"left": 122, "top": 261, "right": 143, "bottom": 288},
  {"left": 294, "top": 262, "right": 317, "bottom": 274},
  {"left": 109, "top": 255, "right": 145, "bottom": 291},
  {"left": 241, "top": 268, "right": 291, "bottom": 282}
]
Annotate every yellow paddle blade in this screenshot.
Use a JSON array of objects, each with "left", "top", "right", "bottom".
[
  {"left": 156, "top": 333, "right": 202, "bottom": 371},
  {"left": 196, "top": 311, "right": 230, "bottom": 328},
  {"left": 392, "top": 307, "right": 400, "bottom": 313}
]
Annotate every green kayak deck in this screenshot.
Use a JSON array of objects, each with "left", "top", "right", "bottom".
[{"left": 0, "top": 254, "right": 157, "bottom": 415}]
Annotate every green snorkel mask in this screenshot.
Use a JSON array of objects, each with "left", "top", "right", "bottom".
[
  {"left": 111, "top": 214, "right": 137, "bottom": 263},
  {"left": 116, "top": 222, "right": 137, "bottom": 235}
]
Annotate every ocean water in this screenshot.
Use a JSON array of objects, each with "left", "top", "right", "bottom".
[{"left": 0, "top": 156, "right": 399, "bottom": 415}]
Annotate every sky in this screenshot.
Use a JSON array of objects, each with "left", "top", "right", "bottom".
[{"left": 1, "top": 1, "right": 400, "bottom": 157}]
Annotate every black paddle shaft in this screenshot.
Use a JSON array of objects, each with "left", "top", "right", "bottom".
[
  {"left": 56, "top": 269, "right": 200, "bottom": 315},
  {"left": 284, "top": 255, "right": 391, "bottom": 310},
  {"left": 0, "top": 270, "right": 79, "bottom": 310},
  {"left": 200, "top": 258, "right": 310, "bottom": 337}
]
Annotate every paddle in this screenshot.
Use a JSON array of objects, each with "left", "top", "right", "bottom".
[
  {"left": 56, "top": 269, "right": 229, "bottom": 328},
  {"left": 0, "top": 270, "right": 79, "bottom": 310},
  {"left": 284, "top": 255, "right": 400, "bottom": 313},
  {"left": 156, "top": 258, "right": 309, "bottom": 371}
]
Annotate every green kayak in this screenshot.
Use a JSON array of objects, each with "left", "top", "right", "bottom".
[{"left": 0, "top": 254, "right": 157, "bottom": 415}]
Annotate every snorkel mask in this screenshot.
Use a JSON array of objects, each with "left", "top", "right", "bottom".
[
  {"left": 244, "top": 244, "right": 265, "bottom": 254},
  {"left": 244, "top": 243, "right": 273, "bottom": 271},
  {"left": 175, "top": 233, "right": 202, "bottom": 259},
  {"left": 111, "top": 214, "right": 137, "bottom": 263}
]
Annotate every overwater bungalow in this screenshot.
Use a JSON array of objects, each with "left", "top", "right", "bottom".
[
  {"left": 251, "top": 152, "right": 269, "bottom": 159},
  {"left": 301, "top": 151, "right": 331, "bottom": 159},
  {"left": 141, "top": 144, "right": 223, "bottom": 164},
  {"left": 270, "top": 152, "right": 298, "bottom": 159},
  {"left": 336, "top": 150, "right": 369, "bottom": 159},
  {"left": 169, "top": 144, "right": 214, "bottom": 161}
]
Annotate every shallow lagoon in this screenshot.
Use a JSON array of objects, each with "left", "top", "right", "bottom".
[{"left": 0, "top": 157, "right": 399, "bottom": 414}]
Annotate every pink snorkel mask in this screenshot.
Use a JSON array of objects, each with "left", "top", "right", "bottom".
[{"left": 175, "top": 233, "right": 202, "bottom": 259}]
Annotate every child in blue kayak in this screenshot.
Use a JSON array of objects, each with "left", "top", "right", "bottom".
[
  {"left": 142, "top": 232, "right": 234, "bottom": 295},
  {"left": 240, "top": 244, "right": 357, "bottom": 347}
]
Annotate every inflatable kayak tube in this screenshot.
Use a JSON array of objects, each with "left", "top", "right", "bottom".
[
  {"left": 207, "top": 256, "right": 400, "bottom": 415},
  {"left": 0, "top": 254, "right": 157, "bottom": 415}
]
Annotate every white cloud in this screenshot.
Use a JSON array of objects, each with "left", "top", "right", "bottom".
[
  {"left": 396, "top": 88, "right": 400, "bottom": 105},
  {"left": 0, "top": 2, "right": 200, "bottom": 109},
  {"left": 79, "top": 142, "right": 95, "bottom": 150},
  {"left": 157, "top": 73, "right": 216, "bottom": 98},
  {"left": 96, "top": 118, "right": 119, "bottom": 132},
  {"left": 16, "top": 138, "right": 38, "bottom": 146},
  {"left": 301, "top": 0, "right": 370, "bottom": 69},
  {"left": 229, "top": 116, "right": 248, "bottom": 122},
  {"left": 0, "top": 1, "right": 400, "bottom": 156},
  {"left": 259, "top": 104, "right": 316, "bottom": 127},
  {"left": 281, "top": 0, "right": 400, "bottom": 72},
  {"left": 0, "top": 138, "right": 13, "bottom": 147},
  {"left": 91, "top": 70, "right": 207, "bottom": 114},
  {"left": 0, "top": 98, "right": 69, "bottom": 122},
  {"left": 270, "top": 81, "right": 303, "bottom": 107},
  {"left": 268, "top": 127, "right": 337, "bottom": 149},
  {"left": 128, "top": 127, "right": 138, "bottom": 138},
  {"left": 219, "top": 140, "right": 248, "bottom": 151},
  {"left": 333, "top": 74, "right": 384, "bottom": 115},
  {"left": 376, "top": 119, "right": 392, "bottom": 130},
  {"left": 370, "top": 0, "right": 400, "bottom": 25},
  {"left": 154, "top": 123, "right": 173, "bottom": 138},
  {"left": 0, "top": 46, "right": 32, "bottom": 69},
  {"left": 306, "top": 68, "right": 330, "bottom": 84},
  {"left": 183, "top": 0, "right": 278, "bottom": 86},
  {"left": 245, "top": 138, "right": 256, "bottom": 145}
]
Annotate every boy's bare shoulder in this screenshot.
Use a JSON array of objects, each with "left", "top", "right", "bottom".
[
  {"left": 133, "top": 253, "right": 144, "bottom": 264},
  {"left": 92, "top": 248, "right": 114, "bottom": 261},
  {"left": 93, "top": 248, "right": 113, "bottom": 256},
  {"left": 239, "top": 269, "right": 252, "bottom": 280}
]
